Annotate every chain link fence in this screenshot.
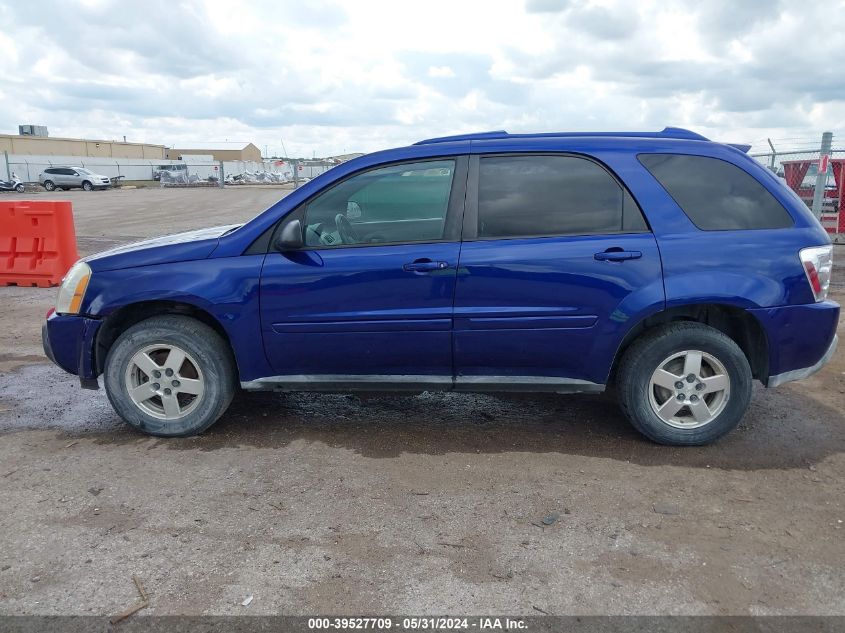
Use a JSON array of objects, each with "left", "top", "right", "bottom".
[
  {"left": 2, "top": 153, "right": 338, "bottom": 190},
  {"left": 750, "top": 134, "right": 844, "bottom": 236}
]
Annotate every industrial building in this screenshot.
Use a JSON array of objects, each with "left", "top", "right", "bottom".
[
  {"left": 0, "top": 133, "right": 166, "bottom": 159},
  {"left": 166, "top": 142, "right": 262, "bottom": 162}
]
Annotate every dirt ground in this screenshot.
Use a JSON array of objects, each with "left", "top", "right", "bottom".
[{"left": 0, "top": 187, "right": 843, "bottom": 616}]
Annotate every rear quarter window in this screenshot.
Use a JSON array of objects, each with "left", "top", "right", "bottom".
[{"left": 638, "top": 154, "right": 793, "bottom": 230}]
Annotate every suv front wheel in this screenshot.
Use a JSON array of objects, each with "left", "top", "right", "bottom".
[
  {"left": 82, "top": 180, "right": 93, "bottom": 191},
  {"left": 104, "top": 315, "right": 236, "bottom": 436},
  {"left": 617, "top": 322, "right": 752, "bottom": 446}
]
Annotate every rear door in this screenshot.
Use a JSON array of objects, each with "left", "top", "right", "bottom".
[
  {"left": 49, "top": 169, "right": 68, "bottom": 186},
  {"left": 453, "top": 153, "right": 664, "bottom": 389},
  {"left": 60, "top": 168, "right": 77, "bottom": 187},
  {"left": 258, "top": 157, "right": 467, "bottom": 385}
]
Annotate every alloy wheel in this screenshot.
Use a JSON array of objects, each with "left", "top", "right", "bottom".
[
  {"left": 648, "top": 350, "right": 730, "bottom": 429},
  {"left": 124, "top": 344, "right": 205, "bottom": 420}
]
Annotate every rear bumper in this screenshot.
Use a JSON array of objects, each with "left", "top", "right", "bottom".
[
  {"left": 748, "top": 300, "right": 839, "bottom": 388},
  {"left": 42, "top": 313, "right": 101, "bottom": 389},
  {"left": 768, "top": 334, "right": 838, "bottom": 388}
]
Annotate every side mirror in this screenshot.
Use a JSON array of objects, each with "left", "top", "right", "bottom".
[{"left": 275, "top": 219, "right": 303, "bottom": 251}]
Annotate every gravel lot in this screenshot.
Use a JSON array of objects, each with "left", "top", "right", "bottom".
[{"left": 0, "top": 187, "right": 843, "bottom": 616}]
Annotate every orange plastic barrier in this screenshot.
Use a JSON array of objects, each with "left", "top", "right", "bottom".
[{"left": 0, "top": 200, "right": 79, "bottom": 288}]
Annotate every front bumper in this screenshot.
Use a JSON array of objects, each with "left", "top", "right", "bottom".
[{"left": 42, "top": 313, "right": 101, "bottom": 389}]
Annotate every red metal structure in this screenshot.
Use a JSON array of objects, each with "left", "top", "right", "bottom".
[{"left": 781, "top": 158, "right": 845, "bottom": 234}]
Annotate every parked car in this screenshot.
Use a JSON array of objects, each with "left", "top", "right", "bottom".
[
  {"left": 42, "top": 128, "right": 838, "bottom": 445},
  {"left": 39, "top": 167, "right": 112, "bottom": 191}
]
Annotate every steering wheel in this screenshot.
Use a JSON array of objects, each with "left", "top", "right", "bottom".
[{"left": 335, "top": 213, "right": 361, "bottom": 244}]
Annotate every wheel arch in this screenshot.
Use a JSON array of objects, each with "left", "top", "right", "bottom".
[
  {"left": 94, "top": 300, "right": 239, "bottom": 378},
  {"left": 609, "top": 303, "right": 769, "bottom": 384}
]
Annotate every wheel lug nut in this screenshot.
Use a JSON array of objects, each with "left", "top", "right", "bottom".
[
  {"left": 696, "top": 383, "right": 704, "bottom": 391},
  {"left": 153, "top": 370, "right": 161, "bottom": 378},
  {"left": 690, "top": 395, "right": 699, "bottom": 402},
  {"left": 165, "top": 369, "right": 174, "bottom": 377},
  {"left": 686, "top": 374, "right": 696, "bottom": 383},
  {"left": 675, "top": 381, "right": 684, "bottom": 389},
  {"left": 676, "top": 394, "right": 685, "bottom": 401},
  {"left": 152, "top": 383, "right": 160, "bottom": 390},
  {"left": 172, "top": 380, "right": 180, "bottom": 387},
  {"left": 164, "top": 388, "right": 172, "bottom": 396}
]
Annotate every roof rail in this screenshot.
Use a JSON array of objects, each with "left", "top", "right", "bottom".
[
  {"left": 414, "top": 127, "right": 709, "bottom": 145},
  {"left": 414, "top": 130, "right": 509, "bottom": 145}
]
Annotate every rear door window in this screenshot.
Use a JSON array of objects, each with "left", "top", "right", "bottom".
[
  {"left": 638, "top": 154, "right": 793, "bottom": 230},
  {"left": 476, "top": 155, "right": 647, "bottom": 239}
]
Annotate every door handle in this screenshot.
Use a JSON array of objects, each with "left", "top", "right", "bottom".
[
  {"left": 403, "top": 259, "right": 450, "bottom": 272},
  {"left": 594, "top": 250, "right": 642, "bottom": 262}
]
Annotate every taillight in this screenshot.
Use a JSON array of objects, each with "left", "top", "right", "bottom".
[{"left": 800, "top": 245, "right": 833, "bottom": 302}]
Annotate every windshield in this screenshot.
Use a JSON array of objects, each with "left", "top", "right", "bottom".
[{"left": 76, "top": 168, "right": 93, "bottom": 175}]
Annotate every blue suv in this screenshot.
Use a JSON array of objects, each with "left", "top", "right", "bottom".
[{"left": 42, "top": 128, "right": 839, "bottom": 445}]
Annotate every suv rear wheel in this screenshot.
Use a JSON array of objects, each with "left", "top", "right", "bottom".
[
  {"left": 43, "top": 180, "right": 55, "bottom": 191},
  {"left": 104, "top": 315, "right": 236, "bottom": 436},
  {"left": 617, "top": 322, "right": 752, "bottom": 446}
]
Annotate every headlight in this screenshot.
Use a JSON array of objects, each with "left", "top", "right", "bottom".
[{"left": 56, "top": 261, "right": 92, "bottom": 314}]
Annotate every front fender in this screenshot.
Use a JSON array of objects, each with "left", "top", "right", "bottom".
[{"left": 80, "top": 255, "right": 273, "bottom": 381}]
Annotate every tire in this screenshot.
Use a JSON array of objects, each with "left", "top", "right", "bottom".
[
  {"left": 43, "top": 180, "right": 55, "bottom": 191},
  {"left": 82, "top": 180, "right": 93, "bottom": 191},
  {"left": 616, "top": 322, "right": 752, "bottom": 446},
  {"left": 104, "top": 315, "right": 236, "bottom": 437},
  {"left": 15, "top": 183, "right": 24, "bottom": 193}
]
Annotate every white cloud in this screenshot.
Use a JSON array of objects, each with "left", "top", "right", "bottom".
[
  {"left": 428, "top": 66, "right": 456, "bottom": 79},
  {"left": 0, "top": 0, "right": 843, "bottom": 156}
]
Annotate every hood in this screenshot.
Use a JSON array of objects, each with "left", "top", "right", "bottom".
[{"left": 86, "top": 224, "right": 241, "bottom": 272}]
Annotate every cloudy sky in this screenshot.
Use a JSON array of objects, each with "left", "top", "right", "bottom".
[{"left": 1, "top": 0, "right": 843, "bottom": 157}]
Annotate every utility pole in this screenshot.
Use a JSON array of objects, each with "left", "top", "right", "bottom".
[{"left": 811, "top": 132, "right": 833, "bottom": 219}]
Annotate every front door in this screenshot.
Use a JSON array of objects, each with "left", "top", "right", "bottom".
[
  {"left": 453, "top": 153, "right": 664, "bottom": 389},
  {"left": 259, "top": 157, "right": 467, "bottom": 386}
]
